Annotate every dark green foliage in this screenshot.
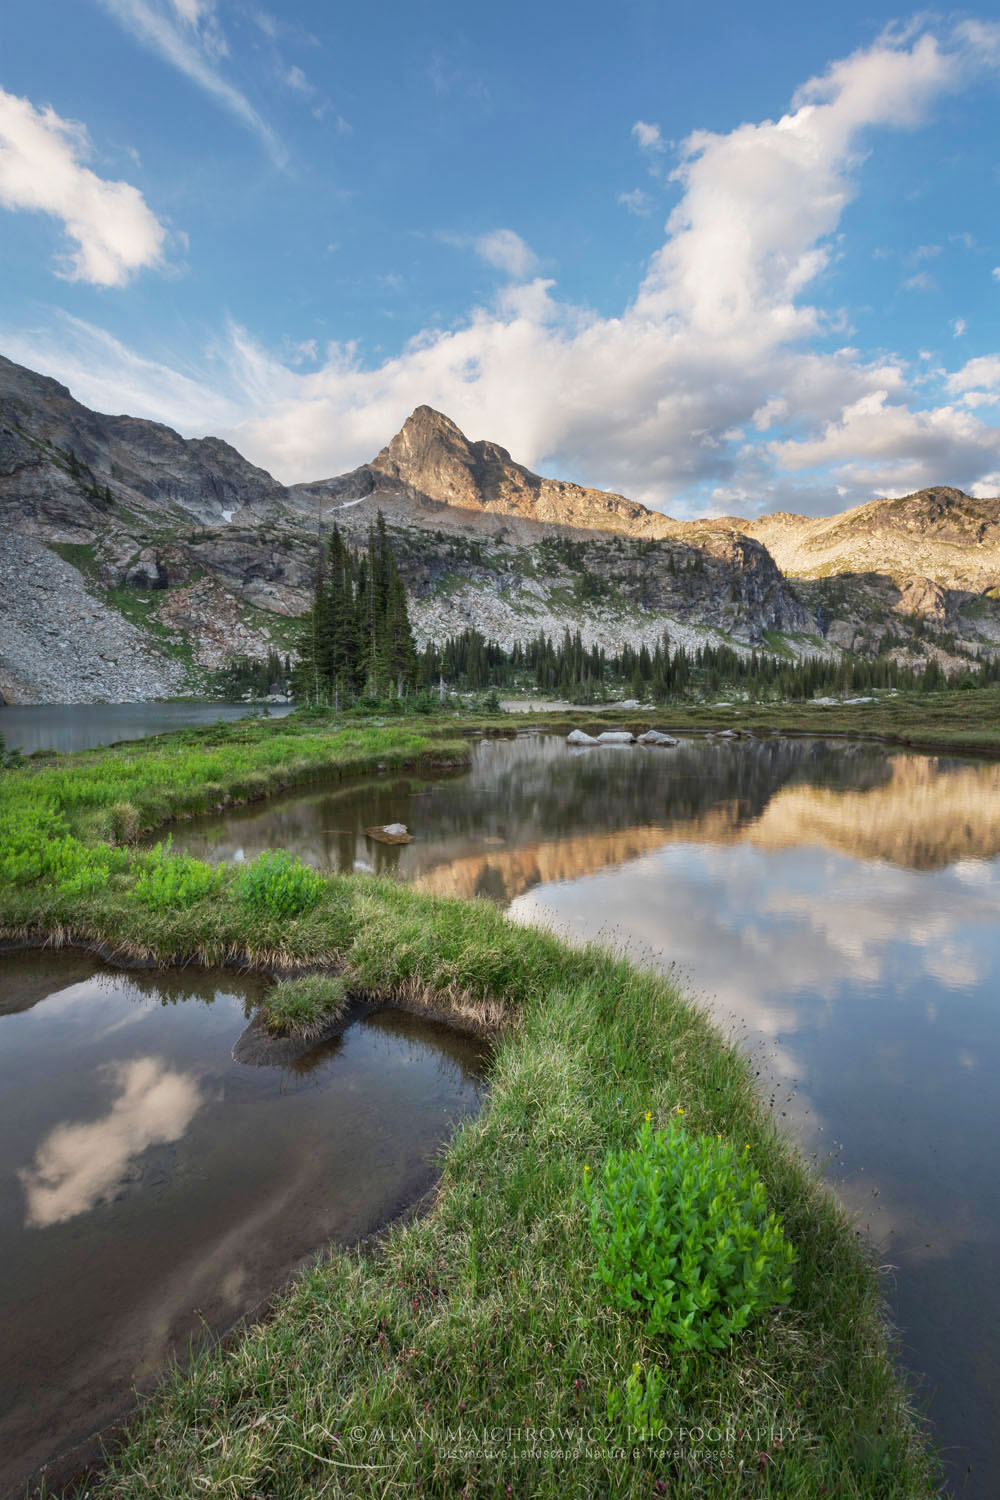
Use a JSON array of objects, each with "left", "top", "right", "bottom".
[
  {"left": 295, "top": 513, "right": 417, "bottom": 703},
  {"left": 417, "top": 624, "right": 995, "bottom": 702},
  {"left": 0, "top": 733, "right": 25, "bottom": 772},
  {"left": 213, "top": 650, "right": 291, "bottom": 699}
]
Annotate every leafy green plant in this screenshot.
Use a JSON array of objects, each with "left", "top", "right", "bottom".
[
  {"left": 234, "top": 849, "right": 325, "bottom": 919},
  {"left": 135, "top": 840, "right": 226, "bottom": 911},
  {"left": 606, "top": 1361, "right": 668, "bottom": 1437},
  {"left": 582, "top": 1113, "right": 796, "bottom": 1351}
]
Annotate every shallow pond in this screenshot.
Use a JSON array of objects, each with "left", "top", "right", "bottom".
[
  {"left": 0, "top": 954, "right": 485, "bottom": 1498},
  {"left": 0, "top": 700, "right": 295, "bottom": 755},
  {"left": 168, "top": 731, "right": 1000, "bottom": 1496}
]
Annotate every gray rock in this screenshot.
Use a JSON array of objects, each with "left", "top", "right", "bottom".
[
  {"left": 597, "top": 730, "right": 635, "bottom": 744},
  {"left": 638, "top": 730, "right": 678, "bottom": 746},
  {"left": 567, "top": 729, "right": 599, "bottom": 745}
]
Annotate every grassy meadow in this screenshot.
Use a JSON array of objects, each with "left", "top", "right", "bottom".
[{"left": 0, "top": 704, "right": 950, "bottom": 1497}]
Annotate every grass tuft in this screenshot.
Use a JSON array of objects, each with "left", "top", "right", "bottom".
[{"left": 259, "top": 973, "right": 350, "bottom": 1039}]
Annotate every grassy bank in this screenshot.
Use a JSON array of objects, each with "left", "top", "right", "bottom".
[
  {"left": 478, "top": 685, "right": 1000, "bottom": 758},
  {"left": 0, "top": 712, "right": 941, "bottom": 1496}
]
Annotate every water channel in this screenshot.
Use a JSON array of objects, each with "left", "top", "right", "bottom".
[
  {"left": 0, "top": 700, "right": 295, "bottom": 755},
  {"left": 163, "top": 730, "right": 1000, "bottom": 1496},
  {"left": 0, "top": 955, "right": 485, "bottom": 1498}
]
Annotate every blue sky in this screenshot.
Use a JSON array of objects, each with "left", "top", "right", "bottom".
[{"left": 1, "top": 1, "right": 999, "bottom": 517}]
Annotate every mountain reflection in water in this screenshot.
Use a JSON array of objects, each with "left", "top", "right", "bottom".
[
  {"left": 163, "top": 733, "right": 1000, "bottom": 1496},
  {"left": 163, "top": 736, "right": 1000, "bottom": 904}
]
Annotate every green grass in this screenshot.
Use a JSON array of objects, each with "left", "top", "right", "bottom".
[
  {"left": 104, "top": 584, "right": 200, "bottom": 671},
  {"left": 0, "top": 707, "right": 946, "bottom": 1497},
  {"left": 50, "top": 890, "right": 938, "bottom": 1498},
  {"left": 762, "top": 630, "right": 796, "bottom": 659},
  {"left": 258, "top": 973, "right": 350, "bottom": 1038},
  {"left": 48, "top": 539, "right": 100, "bottom": 583}
]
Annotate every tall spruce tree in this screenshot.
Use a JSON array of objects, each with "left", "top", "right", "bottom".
[{"left": 294, "top": 511, "right": 417, "bottom": 702}]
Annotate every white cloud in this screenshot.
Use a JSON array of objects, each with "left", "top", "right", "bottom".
[
  {"left": 97, "top": 0, "right": 285, "bottom": 165},
  {"left": 632, "top": 120, "right": 665, "bottom": 153},
  {"left": 903, "top": 271, "right": 936, "bottom": 291},
  {"left": 474, "top": 229, "right": 539, "bottom": 279},
  {"left": 752, "top": 397, "right": 790, "bottom": 432},
  {"left": 0, "top": 89, "right": 167, "bottom": 286},
  {"left": 0, "top": 312, "right": 243, "bottom": 429},
  {"left": 951, "top": 317, "right": 967, "bottom": 337},
  {"left": 767, "top": 388, "right": 1000, "bottom": 496},
  {"left": 617, "top": 188, "right": 651, "bottom": 216},
  {"left": 9, "top": 21, "right": 1000, "bottom": 514},
  {"left": 946, "top": 355, "right": 1000, "bottom": 394}
]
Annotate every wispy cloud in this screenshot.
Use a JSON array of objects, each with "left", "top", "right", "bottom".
[
  {"left": 632, "top": 119, "right": 666, "bottom": 154},
  {"left": 96, "top": 0, "right": 286, "bottom": 165},
  {"left": 617, "top": 188, "right": 651, "bottom": 216},
  {"left": 0, "top": 88, "right": 168, "bottom": 285},
  {"left": 474, "top": 229, "right": 539, "bottom": 279}
]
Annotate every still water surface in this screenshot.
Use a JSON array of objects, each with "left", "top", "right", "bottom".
[
  {"left": 0, "top": 956, "right": 485, "bottom": 1498},
  {"left": 167, "top": 732, "right": 1000, "bottom": 1495},
  {"left": 0, "top": 700, "right": 295, "bottom": 754}
]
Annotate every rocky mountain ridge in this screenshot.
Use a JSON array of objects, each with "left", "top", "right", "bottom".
[{"left": 2, "top": 352, "right": 999, "bottom": 702}]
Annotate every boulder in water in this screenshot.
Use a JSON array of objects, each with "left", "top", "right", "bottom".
[{"left": 365, "top": 823, "right": 412, "bottom": 844}]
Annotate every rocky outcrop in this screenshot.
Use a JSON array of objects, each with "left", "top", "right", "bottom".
[
  {"left": 743, "top": 486, "right": 1000, "bottom": 591},
  {"left": 0, "top": 354, "right": 285, "bottom": 532}
]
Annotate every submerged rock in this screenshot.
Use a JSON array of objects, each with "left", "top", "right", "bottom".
[
  {"left": 365, "top": 823, "right": 413, "bottom": 844},
  {"left": 638, "top": 730, "right": 678, "bottom": 747}
]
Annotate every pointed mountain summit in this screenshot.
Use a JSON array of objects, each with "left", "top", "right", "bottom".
[{"left": 368, "top": 404, "right": 672, "bottom": 536}]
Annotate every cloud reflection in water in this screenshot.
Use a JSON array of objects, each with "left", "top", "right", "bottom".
[{"left": 18, "top": 1056, "right": 202, "bottom": 1228}]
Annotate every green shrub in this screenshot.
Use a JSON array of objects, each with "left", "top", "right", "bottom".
[
  {"left": 234, "top": 849, "right": 325, "bottom": 918},
  {"left": 135, "top": 841, "right": 226, "bottom": 911},
  {"left": 582, "top": 1113, "right": 796, "bottom": 1351}
]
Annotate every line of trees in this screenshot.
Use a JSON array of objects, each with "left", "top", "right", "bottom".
[
  {"left": 273, "top": 513, "right": 1000, "bottom": 707},
  {"left": 419, "top": 625, "right": 996, "bottom": 701},
  {"left": 294, "top": 513, "right": 418, "bottom": 703}
]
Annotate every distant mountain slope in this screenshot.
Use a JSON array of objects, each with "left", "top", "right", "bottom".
[
  {"left": 742, "top": 487, "right": 1000, "bottom": 590},
  {"left": 2, "top": 351, "right": 999, "bottom": 702}
]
